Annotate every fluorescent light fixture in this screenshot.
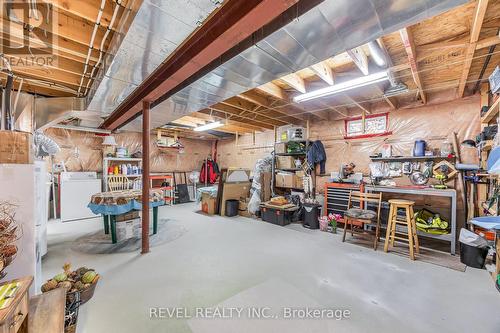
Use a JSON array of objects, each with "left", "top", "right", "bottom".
[
  {"left": 293, "top": 71, "right": 389, "bottom": 103},
  {"left": 194, "top": 121, "right": 223, "bottom": 132}
]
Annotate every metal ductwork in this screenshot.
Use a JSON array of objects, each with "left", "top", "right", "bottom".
[
  {"left": 86, "top": 0, "right": 224, "bottom": 116},
  {"left": 34, "top": 97, "right": 100, "bottom": 131},
  {"left": 85, "top": 0, "right": 467, "bottom": 132}
]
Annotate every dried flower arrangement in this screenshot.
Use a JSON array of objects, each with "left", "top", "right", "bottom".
[{"left": 0, "top": 201, "right": 21, "bottom": 280}]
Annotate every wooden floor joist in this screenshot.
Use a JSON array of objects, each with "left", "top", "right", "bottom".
[{"left": 457, "top": 0, "right": 489, "bottom": 98}]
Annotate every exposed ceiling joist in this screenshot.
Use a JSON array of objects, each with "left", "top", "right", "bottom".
[
  {"left": 198, "top": 109, "right": 275, "bottom": 131},
  {"left": 310, "top": 61, "right": 334, "bottom": 85},
  {"left": 43, "top": 0, "right": 123, "bottom": 30},
  {"left": 1, "top": 20, "right": 101, "bottom": 64},
  {"left": 257, "top": 82, "right": 287, "bottom": 100},
  {"left": 256, "top": 82, "right": 326, "bottom": 120},
  {"left": 280, "top": 73, "right": 306, "bottom": 93},
  {"left": 191, "top": 112, "right": 267, "bottom": 132},
  {"left": 2, "top": 7, "right": 110, "bottom": 51},
  {"left": 223, "top": 97, "right": 305, "bottom": 126},
  {"left": 347, "top": 47, "right": 369, "bottom": 75},
  {"left": 238, "top": 91, "right": 307, "bottom": 121},
  {"left": 212, "top": 103, "right": 287, "bottom": 127},
  {"left": 400, "top": 27, "right": 427, "bottom": 104},
  {"left": 457, "top": 0, "right": 489, "bottom": 98}
]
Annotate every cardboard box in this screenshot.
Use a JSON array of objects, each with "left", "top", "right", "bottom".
[
  {"left": 220, "top": 182, "right": 251, "bottom": 216},
  {"left": 201, "top": 193, "right": 216, "bottom": 215},
  {"left": 116, "top": 218, "right": 140, "bottom": 241},
  {"left": 238, "top": 199, "right": 251, "bottom": 217},
  {"left": 275, "top": 173, "right": 295, "bottom": 188},
  {"left": 275, "top": 142, "right": 286, "bottom": 154},
  {"left": 261, "top": 172, "right": 272, "bottom": 202},
  {"left": 115, "top": 210, "right": 140, "bottom": 222},
  {"left": 295, "top": 176, "right": 304, "bottom": 189},
  {"left": 276, "top": 156, "right": 295, "bottom": 169},
  {"left": 0, "top": 131, "right": 33, "bottom": 164}
]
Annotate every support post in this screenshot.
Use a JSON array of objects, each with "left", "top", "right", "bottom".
[{"left": 142, "top": 100, "right": 151, "bottom": 254}]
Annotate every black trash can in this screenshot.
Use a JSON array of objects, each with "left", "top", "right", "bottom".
[
  {"left": 302, "top": 204, "right": 321, "bottom": 229},
  {"left": 459, "top": 242, "right": 488, "bottom": 269},
  {"left": 225, "top": 199, "right": 239, "bottom": 217}
]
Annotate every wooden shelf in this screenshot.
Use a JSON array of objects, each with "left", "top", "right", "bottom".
[
  {"left": 104, "top": 157, "right": 142, "bottom": 162},
  {"left": 481, "top": 97, "right": 500, "bottom": 124},
  {"left": 370, "top": 156, "right": 455, "bottom": 162},
  {"left": 275, "top": 152, "right": 306, "bottom": 156},
  {"left": 481, "top": 140, "right": 494, "bottom": 151},
  {"left": 276, "top": 168, "right": 302, "bottom": 172}
]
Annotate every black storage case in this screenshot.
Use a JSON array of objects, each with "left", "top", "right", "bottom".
[{"left": 261, "top": 206, "right": 294, "bottom": 226}]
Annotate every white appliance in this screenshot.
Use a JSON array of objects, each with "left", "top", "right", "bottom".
[
  {"left": 0, "top": 164, "right": 36, "bottom": 293},
  {"left": 34, "top": 161, "right": 50, "bottom": 257},
  {"left": 60, "top": 172, "right": 101, "bottom": 222}
]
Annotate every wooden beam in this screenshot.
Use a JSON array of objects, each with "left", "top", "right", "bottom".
[
  {"left": 223, "top": 97, "right": 305, "bottom": 126},
  {"left": 399, "top": 27, "right": 427, "bottom": 104},
  {"left": 0, "top": 20, "right": 101, "bottom": 64},
  {"left": 280, "top": 73, "right": 306, "bottom": 93},
  {"left": 343, "top": 94, "right": 371, "bottom": 114},
  {"left": 347, "top": 47, "right": 369, "bottom": 75},
  {"left": 256, "top": 83, "right": 326, "bottom": 120},
  {"left": 3, "top": 50, "right": 89, "bottom": 77},
  {"left": 198, "top": 108, "right": 275, "bottom": 131},
  {"left": 42, "top": 0, "right": 123, "bottom": 30},
  {"left": 2, "top": 5, "right": 110, "bottom": 50},
  {"left": 212, "top": 103, "right": 287, "bottom": 127},
  {"left": 310, "top": 61, "right": 334, "bottom": 85},
  {"left": 0, "top": 72, "right": 76, "bottom": 96},
  {"left": 476, "top": 35, "right": 500, "bottom": 50},
  {"left": 238, "top": 91, "right": 308, "bottom": 121},
  {"left": 457, "top": 0, "right": 489, "bottom": 98},
  {"left": 257, "top": 82, "right": 286, "bottom": 100},
  {"left": 191, "top": 112, "right": 267, "bottom": 132}
]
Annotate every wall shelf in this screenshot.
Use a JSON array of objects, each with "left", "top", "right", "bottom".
[
  {"left": 370, "top": 156, "right": 455, "bottom": 162},
  {"left": 481, "top": 97, "right": 500, "bottom": 124}
]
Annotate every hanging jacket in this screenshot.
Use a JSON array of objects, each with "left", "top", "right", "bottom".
[
  {"left": 199, "top": 160, "right": 218, "bottom": 184},
  {"left": 307, "top": 140, "right": 327, "bottom": 174}
]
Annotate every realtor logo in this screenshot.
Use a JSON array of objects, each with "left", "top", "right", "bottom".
[{"left": 1, "top": 0, "right": 58, "bottom": 67}]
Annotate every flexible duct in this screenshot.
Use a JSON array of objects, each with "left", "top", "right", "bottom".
[{"left": 367, "top": 41, "right": 387, "bottom": 68}]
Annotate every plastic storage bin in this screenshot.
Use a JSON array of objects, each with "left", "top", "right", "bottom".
[{"left": 261, "top": 206, "right": 294, "bottom": 226}]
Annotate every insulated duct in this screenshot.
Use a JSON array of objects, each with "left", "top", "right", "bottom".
[
  {"left": 123, "top": 0, "right": 468, "bottom": 131},
  {"left": 85, "top": 0, "right": 468, "bottom": 131}
]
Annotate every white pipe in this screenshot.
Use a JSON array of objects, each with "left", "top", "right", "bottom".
[
  {"left": 77, "top": 0, "right": 107, "bottom": 96},
  {"left": 13, "top": 77, "right": 23, "bottom": 115},
  {"left": 83, "top": 0, "right": 122, "bottom": 95}
]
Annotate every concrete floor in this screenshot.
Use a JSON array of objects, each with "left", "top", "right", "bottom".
[{"left": 43, "top": 203, "right": 500, "bottom": 333}]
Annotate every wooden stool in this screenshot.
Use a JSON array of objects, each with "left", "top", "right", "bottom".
[{"left": 384, "top": 199, "right": 420, "bottom": 260}]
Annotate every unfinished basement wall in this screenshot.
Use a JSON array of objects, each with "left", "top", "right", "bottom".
[
  {"left": 217, "top": 93, "right": 481, "bottom": 182},
  {"left": 44, "top": 128, "right": 213, "bottom": 173}
]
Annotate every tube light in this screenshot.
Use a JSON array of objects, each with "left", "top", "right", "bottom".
[
  {"left": 293, "top": 71, "right": 389, "bottom": 103},
  {"left": 194, "top": 121, "right": 223, "bottom": 132}
]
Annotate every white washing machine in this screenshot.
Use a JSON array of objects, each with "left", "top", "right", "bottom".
[{"left": 60, "top": 172, "right": 101, "bottom": 222}]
